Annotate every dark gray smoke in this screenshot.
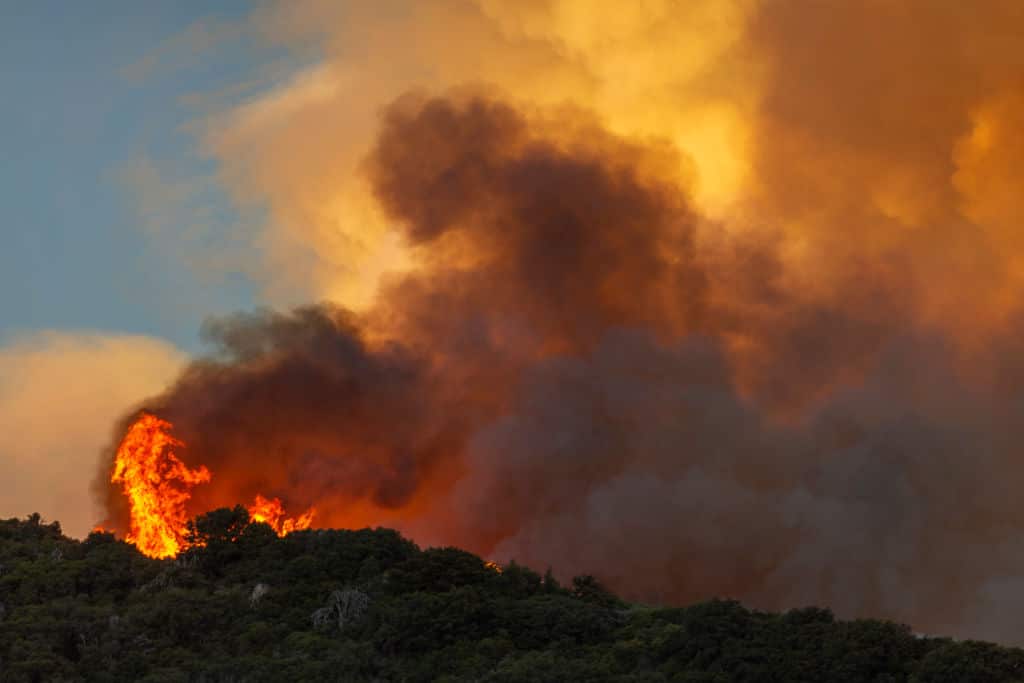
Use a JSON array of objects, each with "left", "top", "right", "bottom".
[{"left": 102, "top": 93, "right": 1024, "bottom": 643}]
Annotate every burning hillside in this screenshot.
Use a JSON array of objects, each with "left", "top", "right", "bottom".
[
  {"left": 109, "top": 413, "right": 313, "bottom": 558},
  {"left": 96, "top": 88, "right": 1024, "bottom": 643}
]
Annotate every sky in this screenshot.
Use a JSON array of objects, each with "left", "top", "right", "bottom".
[
  {"left": 0, "top": 1, "right": 270, "bottom": 535},
  {"left": 6, "top": 0, "right": 1024, "bottom": 644},
  {"left": 1, "top": 1, "right": 263, "bottom": 349}
]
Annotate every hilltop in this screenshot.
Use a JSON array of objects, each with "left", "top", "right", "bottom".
[{"left": 1, "top": 510, "right": 1022, "bottom": 682}]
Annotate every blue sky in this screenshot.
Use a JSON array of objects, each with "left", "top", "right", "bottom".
[{"left": 0, "top": 1, "right": 267, "bottom": 351}]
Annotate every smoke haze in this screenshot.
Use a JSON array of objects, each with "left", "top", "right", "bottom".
[
  {"left": 96, "top": 0, "right": 1024, "bottom": 644},
  {"left": 0, "top": 331, "right": 185, "bottom": 537}
]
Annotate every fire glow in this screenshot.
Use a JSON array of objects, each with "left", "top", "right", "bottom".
[
  {"left": 110, "top": 413, "right": 314, "bottom": 558},
  {"left": 247, "top": 493, "right": 316, "bottom": 537}
]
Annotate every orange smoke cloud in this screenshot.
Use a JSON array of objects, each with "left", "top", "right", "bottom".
[
  {"left": 0, "top": 331, "right": 185, "bottom": 538},
  {"left": 103, "top": 0, "right": 1024, "bottom": 644},
  {"left": 198, "top": 0, "right": 1024, "bottom": 343}
]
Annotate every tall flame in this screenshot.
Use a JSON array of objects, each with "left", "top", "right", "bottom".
[
  {"left": 111, "top": 413, "right": 314, "bottom": 557},
  {"left": 110, "top": 413, "right": 210, "bottom": 558}
]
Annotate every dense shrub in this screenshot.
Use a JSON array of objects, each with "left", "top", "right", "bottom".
[{"left": 2, "top": 511, "right": 1022, "bottom": 682}]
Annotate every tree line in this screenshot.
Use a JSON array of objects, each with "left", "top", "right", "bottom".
[{"left": 1, "top": 509, "right": 1022, "bottom": 682}]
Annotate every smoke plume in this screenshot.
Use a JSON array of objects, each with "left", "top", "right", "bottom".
[{"left": 103, "top": 1, "right": 1024, "bottom": 643}]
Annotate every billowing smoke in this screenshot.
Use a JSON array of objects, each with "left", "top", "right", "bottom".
[
  {"left": 100, "top": 0, "right": 1024, "bottom": 644},
  {"left": 99, "top": 92, "right": 1024, "bottom": 644}
]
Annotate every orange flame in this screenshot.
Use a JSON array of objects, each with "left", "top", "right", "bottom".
[
  {"left": 110, "top": 413, "right": 210, "bottom": 558},
  {"left": 111, "top": 413, "right": 314, "bottom": 558},
  {"left": 247, "top": 494, "right": 316, "bottom": 536}
]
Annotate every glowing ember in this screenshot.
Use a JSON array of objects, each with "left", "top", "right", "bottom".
[
  {"left": 110, "top": 413, "right": 210, "bottom": 558},
  {"left": 248, "top": 494, "right": 315, "bottom": 536}
]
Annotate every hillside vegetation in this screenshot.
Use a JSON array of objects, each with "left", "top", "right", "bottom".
[{"left": 1, "top": 510, "right": 1022, "bottom": 682}]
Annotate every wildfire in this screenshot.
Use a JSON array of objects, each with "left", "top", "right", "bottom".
[
  {"left": 248, "top": 494, "right": 315, "bottom": 536},
  {"left": 110, "top": 413, "right": 210, "bottom": 558},
  {"left": 110, "top": 413, "right": 314, "bottom": 558}
]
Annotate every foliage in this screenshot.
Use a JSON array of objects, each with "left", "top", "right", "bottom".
[{"left": 2, "top": 511, "right": 1022, "bottom": 682}]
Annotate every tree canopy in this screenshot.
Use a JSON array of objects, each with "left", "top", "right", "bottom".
[{"left": 1, "top": 511, "right": 1021, "bottom": 682}]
